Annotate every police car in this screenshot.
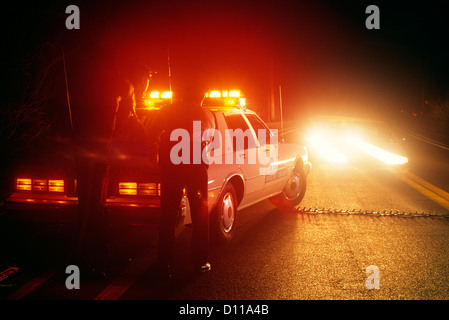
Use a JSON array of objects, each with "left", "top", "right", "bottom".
[{"left": 5, "top": 89, "right": 311, "bottom": 243}]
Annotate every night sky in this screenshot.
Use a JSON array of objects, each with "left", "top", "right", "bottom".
[{"left": 3, "top": 0, "right": 449, "bottom": 124}]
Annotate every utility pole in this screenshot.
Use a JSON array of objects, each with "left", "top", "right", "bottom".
[
  {"left": 168, "top": 49, "right": 173, "bottom": 102},
  {"left": 61, "top": 47, "right": 73, "bottom": 132},
  {"left": 279, "top": 85, "right": 284, "bottom": 138},
  {"left": 270, "top": 58, "right": 276, "bottom": 122}
]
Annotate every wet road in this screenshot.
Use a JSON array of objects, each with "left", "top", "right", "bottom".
[{"left": 1, "top": 123, "right": 449, "bottom": 304}]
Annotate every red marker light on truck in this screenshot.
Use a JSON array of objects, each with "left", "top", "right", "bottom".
[
  {"left": 32, "top": 179, "right": 48, "bottom": 192},
  {"left": 16, "top": 178, "right": 32, "bottom": 191},
  {"left": 48, "top": 180, "right": 65, "bottom": 192},
  {"left": 119, "top": 182, "right": 138, "bottom": 195},
  {"left": 16, "top": 178, "right": 65, "bottom": 193},
  {"left": 118, "top": 182, "right": 161, "bottom": 196}
]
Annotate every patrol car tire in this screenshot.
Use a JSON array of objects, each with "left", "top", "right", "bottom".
[
  {"left": 210, "top": 183, "right": 237, "bottom": 244},
  {"left": 271, "top": 167, "right": 307, "bottom": 208}
]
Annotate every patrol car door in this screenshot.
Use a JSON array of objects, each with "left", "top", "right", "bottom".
[
  {"left": 244, "top": 114, "right": 287, "bottom": 196},
  {"left": 224, "top": 113, "right": 264, "bottom": 205}
]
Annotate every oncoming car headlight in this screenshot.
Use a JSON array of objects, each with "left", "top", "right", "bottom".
[{"left": 345, "top": 137, "right": 408, "bottom": 165}]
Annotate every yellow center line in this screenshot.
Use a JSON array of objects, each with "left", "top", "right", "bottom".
[
  {"left": 401, "top": 170, "right": 449, "bottom": 200},
  {"left": 396, "top": 169, "right": 449, "bottom": 211}
]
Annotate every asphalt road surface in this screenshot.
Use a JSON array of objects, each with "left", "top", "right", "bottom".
[{"left": 1, "top": 124, "right": 449, "bottom": 303}]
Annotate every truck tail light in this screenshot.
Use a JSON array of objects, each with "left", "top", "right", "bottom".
[
  {"left": 138, "top": 183, "right": 160, "bottom": 196},
  {"left": 33, "top": 179, "right": 48, "bottom": 192},
  {"left": 16, "top": 178, "right": 32, "bottom": 191},
  {"left": 118, "top": 182, "right": 161, "bottom": 196},
  {"left": 48, "top": 180, "right": 65, "bottom": 192},
  {"left": 118, "top": 182, "right": 138, "bottom": 195},
  {"left": 15, "top": 178, "right": 65, "bottom": 193}
]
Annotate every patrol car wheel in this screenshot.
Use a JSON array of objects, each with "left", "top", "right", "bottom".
[
  {"left": 271, "top": 167, "right": 307, "bottom": 208},
  {"left": 210, "top": 183, "right": 237, "bottom": 244}
]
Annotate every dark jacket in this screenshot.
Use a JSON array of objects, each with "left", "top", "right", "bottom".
[{"left": 149, "top": 101, "right": 215, "bottom": 167}]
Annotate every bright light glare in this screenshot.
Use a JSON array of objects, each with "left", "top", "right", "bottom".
[
  {"left": 346, "top": 137, "right": 408, "bottom": 165},
  {"left": 209, "top": 90, "right": 221, "bottom": 98},
  {"left": 229, "top": 90, "right": 241, "bottom": 97},
  {"left": 224, "top": 99, "right": 236, "bottom": 106},
  {"left": 306, "top": 133, "right": 347, "bottom": 163},
  {"left": 161, "top": 91, "right": 172, "bottom": 99},
  {"left": 150, "top": 91, "right": 159, "bottom": 99},
  {"left": 207, "top": 90, "right": 241, "bottom": 99}
]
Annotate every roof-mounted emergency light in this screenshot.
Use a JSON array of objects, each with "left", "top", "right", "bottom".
[
  {"left": 202, "top": 90, "right": 246, "bottom": 109},
  {"left": 142, "top": 91, "right": 173, "bottom": 110}
]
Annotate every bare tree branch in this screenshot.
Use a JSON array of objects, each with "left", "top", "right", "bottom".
[{"left": 1, "top": 41, "right": 64, "bottom": 155}]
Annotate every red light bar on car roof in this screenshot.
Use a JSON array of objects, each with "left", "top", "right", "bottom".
[{"left": 203, "top": 90, "right": 246, "bottom": 109}]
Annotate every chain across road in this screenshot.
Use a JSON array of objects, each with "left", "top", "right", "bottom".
[{"left": 295, "top": 207, "right": 449, "bottom": 218}]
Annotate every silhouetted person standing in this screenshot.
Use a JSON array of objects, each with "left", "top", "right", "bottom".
[
  {"left": 149, "top": 86, "right": 215, "bottom": 278},
  {"left": 63, "top": 11, "right": 142, "bottom": 275}
]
